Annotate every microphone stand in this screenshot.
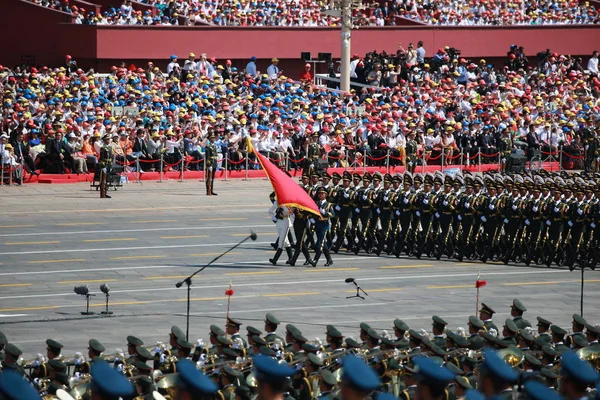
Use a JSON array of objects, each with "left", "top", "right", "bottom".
[
  {"left": 176, "top": 232, "right": 257, "bottom": 340},
  {"left": 346, "top": 280, "right": 368, "bottom": 300}
]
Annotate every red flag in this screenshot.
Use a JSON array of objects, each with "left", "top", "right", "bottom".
[
  {"left": 247, "top": 138, "right": 320, "bottom": 217},
  {"left": 475, "top": 272, "right": 487, "bottom": 288}
]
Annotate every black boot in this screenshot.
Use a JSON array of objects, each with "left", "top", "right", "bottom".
[
  {"left": 310, "top": 250, "right": 321, "bottom": 268},
  {"left": 269, "top": 249, "right": 283, "bottom": 265},
  {"left": 285, "top": 247, "right": 293, "bottom": 263},
  {"left": 287, "top": 246, "right": 300, "bottom": 266},
  {"left": 324, "top": 249, "right": 333, "bottom": 267}
]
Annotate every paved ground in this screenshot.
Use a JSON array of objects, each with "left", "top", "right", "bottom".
[{"left": 0, "top": 180, "right": 598, "bottom": 359}]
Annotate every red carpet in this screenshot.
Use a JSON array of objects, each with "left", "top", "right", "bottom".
[{"left": 21, "top": 162, "right": 561, "bottom": 184}]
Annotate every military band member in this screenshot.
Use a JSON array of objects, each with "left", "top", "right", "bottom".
[
  {"left": 536, "top": 317, "right": 553, "bottom": 343},
  {"left": 217, "top": 365, "right": 241, "bottom": 400},
  {"left": 227, "top": 318, "right": 248, "bottom": 353},
  {"left": 478, "top": 303, "right": 498, "bottom": 334},
  {"left": 510, "top": 299, "right": 531, "bottom": 329},
  {"left": 264, "top": 313, "right": 285, "bottom": 345},
  {"left": 431, "top": 317, "right": 447, "bottom": 350},
  {"left": 125, "top": 335, "right": 143, "bottom": 364},
  {"left": 318, "top": 370, "right": 339, "bottom": 400},
  {"left": 176, "top": 359, "right": 218, "bottom": 400}
]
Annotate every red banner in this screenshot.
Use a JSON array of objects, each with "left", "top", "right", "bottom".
[{"left": 247, "top": 138, "right": 320, "bottom": 218}]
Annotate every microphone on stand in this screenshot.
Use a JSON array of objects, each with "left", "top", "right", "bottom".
[{"left": 345, "top": 277, "right": 368, "bottom": 300}]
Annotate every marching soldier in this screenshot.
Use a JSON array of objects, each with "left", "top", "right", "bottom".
[
  {"left": 332, "top": 172, "right": 355, "bottom": 253},
  {"left": 353, "top": 174, "right": 374, "bottom": 254},
  {"left": 287, "top": 207, "right": 314, "bottom": 267},
  {"left": 205, "top": 133, "right": 219, "bottom": 196},
  {"left": 374, "top": 174, "right": 395, "bottom": 256},
  {"left": 434, "top": 177, "right": 456, "bottom": 260},
  {"left": 98, "top": 134, "right": 113, "bottom": 199},
  {"left": 414, "top": 174, "right": 436, "bottom": 259},
  {"left": 312, "top": 186, "right": 335, "bottom": 267},
  {"left": 393, "top": 174, "right": 415, "bottom": 257}
]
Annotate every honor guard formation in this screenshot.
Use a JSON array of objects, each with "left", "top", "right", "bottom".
[
  {"left": 1, "top": 307, "right": 600, "bottom": 400},
  {"left": 268, "top": 169, "right": 600, "bottom": 269}
]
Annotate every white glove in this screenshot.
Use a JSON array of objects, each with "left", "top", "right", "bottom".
[
  {"left": 578, "top": 208, "right": 583, "bottom": 215},
  {"left": 362, "top": 195, "right": 367, "bottom": 200},
  {"left": 271, "top": 217, "right": 277, "bottom": 223},
  {"left": 376, "top": 208, "right": 381, "bottom": 214},
  {"left": 546, "top": 220, "right": 551, "bottom": 226},
  {"left": 591, "top": 222, "right": 596, "bottom": 228},
  {"left": 404, "top": 198, "right": 409, "bottom": 204},
  {"left": 458, "top": 215, "right": 462, "bottom": 221},
  {"left": 525, "top": 219, "right": 530, "bottom": 226},
  {"left": 416, "top": 211, "right": 421, "bottom": 217},
  {"left": 568, "top": 220, "right": 573, "bottom": 227},
  {"left": 443, "top": 201, "right": 448, "bottom": 206},
  {"left": 354, "top": 208, "right": 360, "bottom": 213},
  {"left": 554, "top": 207, "right": 560, "bottom": 213},
  {"left": 503, "top": 218, "right": 509, "bottom": 224},
  {"left": 395, "top": 210, "right": 401, "bottom": 216},
  {"left": 309, "top": 218, "right": 316, "bottom": 224},
  {"left": 465, "top": 203, "right": 470, "bottom": 209},
  {"left": 335, "top": 205, "right": 341, "bottom": 211},
  {"left": 383, "top": 196, "right": 388, "bottom": 202},
  {"left": 489, "top": 205, "right": 495, "bottom": 210},
  {"left": 435, "top": 212, "right": 440, "bottom": 218},
  {"left": 512, "top": 205, "right": 517, "bottom": 210},
  {"left": 320, "top": 208, "right": 326, "bottom": 214},
  {"left": 481, "top": 216, "right": 487, "bottom": 222},
  {"left": 533, "top": 206, "right": 538, "bottom": 212},
  {"left": 424, "top": 200, "right": 429, "bottom": 205},
  {"left": 344, "top": 193, "right": 349, "bottom": 198}
]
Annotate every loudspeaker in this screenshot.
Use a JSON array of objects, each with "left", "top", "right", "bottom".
[
  {"left": 301, "top": 52, "right": 311, "bottom": 62},
  {"left": 318, "top": 53, "right": 332, "bottom": 63},
  {"left": 315, "top": 159, "right": 329, "bottom": 171},
  {"left": 510, "top": 153, "right": 526, "bottom": 172}
]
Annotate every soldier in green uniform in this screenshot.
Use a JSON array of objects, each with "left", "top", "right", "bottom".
[
  {"left": 205, "top": 133, "right": 218, "bottom": 196},
  {"left": 501, "top": 183, "right": 525, "bottom": 264},
  {"left": 405, "top": 132, "right": 418, "bottom": 174},
  {"left": 98, "top": 134, "right": 113, "bottom": 199},
  {"left": 332, "top": 172, "right": 355, "bottom": 254},
  {"left": 566, "top": 314, "right": 587, "bottom": 349},
  {"left": 498, "top": 130, "right": 512, "bottom": 173},
  {"left": 479, "top": 303, "right": 498, "bottom": 333},
  {"left": 543, "top": 186, "right": 567, "bottom": 266},
  {"left": 217, "top": 365, "right": 241, "bottom": 400},
  {"left": 414, "top": 174, "right": 436, "bottom": 259},
  {"left": 434, "top": 178, "right": 456, "bottom": 260},
  {"left": 353, "top": 174, "right": 374, "bottom": 255},
  {"left": 535, "top": 317, "right": 552, "bottom": 344},
  {"left": 227, "top": 318, "right": 248, "bottom": 354},
  {"left": 306, "top": 132, "right": 321, "bottom": 176},
  {"left": 524, "top": 184, "right": 546, "bottom": 266},
  {"left": 318, "top": 370, "right": 339, "bottom": 400},
  {"left": 374, "top": 174, "right": 395, "bottom": 256},
  {"left": 393, "top": 174, "right": 415, "bottom": 257},
  {"left": 510, "top": 299, "right": 531, "bottom": 329},
  {"left": 312, "top": 186, "right": 335, "bottom": 266},
  {"left": 125, "top": 335, "right": 143, "bottom": 364}
]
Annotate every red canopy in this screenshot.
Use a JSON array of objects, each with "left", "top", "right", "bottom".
[{"left": 247, "top": 138, "right": 320, "bottom": 217}]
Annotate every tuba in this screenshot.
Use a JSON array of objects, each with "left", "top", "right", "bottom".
[
  {"left": 576, "top": 347, "right": 600, "bottom": 371},
  {"left": 496, "top": 347, "right": 524, "bottom": 368}
]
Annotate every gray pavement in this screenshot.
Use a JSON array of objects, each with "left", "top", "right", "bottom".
[{"left": 0, "top": 180, "right": 599, "bottom": 359}]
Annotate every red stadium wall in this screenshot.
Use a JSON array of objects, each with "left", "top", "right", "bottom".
[{"left": 1, "top": 0, "right": 599, "bottom": 73}]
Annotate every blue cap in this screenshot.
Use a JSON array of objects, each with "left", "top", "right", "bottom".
[
  {"left": 177, "top": 359, "right": 218, "bottom": 395},
  {"left": 561, "top": 351, "right": 599, "bottom": 384},
  {"left": 250, "top": 56, "right": 257, "bottom": 61},
  {"left": 413, "top": 356, "right": 455, "bottom": 387},
  {"left": 0, "top": 370, "right": 41, "bottom": 400},
  {"left": 481, "top": 349, "right": 518, "bottom": 383},
  {"left": 253, "top": 355, "right": 295, "bottom": 383},
  {"left": 341, "top": 355, "right": 381, "bottom": 392},
  {"left": 374, "top": 392, "right": 398, "bottom": 400},
  {"left": 91, "top": 360, "right": 134, "bottom": 398},
  {"left": 523, "top": 380, "right": 560, "bottom": 400},
  {"left": 465, "top": 389, "right": 485, "bottom": 400}
]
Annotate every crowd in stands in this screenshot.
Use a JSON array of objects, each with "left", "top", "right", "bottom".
[
  {"left": 25, "top": 0, "right": 600, "bottom": 26},
  {"left": 0, "top": 43, "right": 599, "bottom": 184}
]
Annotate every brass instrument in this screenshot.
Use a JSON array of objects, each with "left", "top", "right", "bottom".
[
  {"left": 69, "top": 381, "right": 92, "bottom": 400},
  {"left": 576, "top": 347, "right": 600, "bottom": 370},
  {"left": 156, "top": 373, "right": 178, "bottom": 400},
  {"left": 497, "top": 347, "right": 524, "bottom": 367}
]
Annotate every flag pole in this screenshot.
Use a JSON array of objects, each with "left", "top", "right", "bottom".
[{"left": 225, "top": 280, "right": 234, "bottom": 336}]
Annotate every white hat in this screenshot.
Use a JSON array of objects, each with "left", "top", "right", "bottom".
[{"left": 68, "top": 133, "right": 77, "bottom": 138}]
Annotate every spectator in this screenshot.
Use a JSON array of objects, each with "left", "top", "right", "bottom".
[
  {"left": 588, "top": 51, "right": 599, "bottom": 75},
  {"left": 246, "top": 56, "right": 258, "bottom": 77},
  {"left": 267, "top": 58, "right": 281, "bottom": 80},
  {"left": 299, "top": 64, "right": 313, "bottom": 84}
]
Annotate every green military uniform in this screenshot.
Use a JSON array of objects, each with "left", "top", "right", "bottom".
[
  {"left": 98, "top": 135, "right": 113, "bottom": 199},
  {"left": 205, "top": 134, "right": 218, "bottom": 196}
]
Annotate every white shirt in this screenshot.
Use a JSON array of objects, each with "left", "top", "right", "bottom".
[
  {"left": 588, "top": 56, "right": 599, "bottom": 74},
  {"left": 266, "top": 64, "right": 279, "bottom": 79},
  {"left": 246, "top": 61, "right": 257, "bottom": 76}
]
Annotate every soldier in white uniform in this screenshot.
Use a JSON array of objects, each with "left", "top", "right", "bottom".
[{"left": 268, "top": 194, "right": 293, "bottom": 265}]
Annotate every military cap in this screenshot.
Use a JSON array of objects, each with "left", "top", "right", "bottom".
[
  {"left": 523, "top": 380, "right": 561, "bottom": 400},
  {"left": 89, "top": 339, "right": 105, "bottom": 353},
  {"left": 49, "top": 359, "right": 67, "bottom": 372},
  {"left": 550, "top": 325, "right": 567, "bottom": 336},
  {"left": 524, "top": 353, "right": 542, "bottom": 368},
  {"left": 360, "top": 322, "right": 372, "bottom": 332},
  {"left": 171, "top": 326, "right": 185, "bottom": 340},
  {"left": 394, "top": 319, "right": 409, "bottom": 332},
  {"left": 587, "top": 324, "right": 600, "bottom": 335},
  {"left": 247, "top": 326, "right": 262, "bottom": 336},
  {"left": 177, "top": 359, "right": 218, "bottom": 394},
  {"left": 540, "top": 367, "right": 558, "bottom": 380},
  {"left": 468, "top": 316, "right": 484, "bottom": 329},
  {"left": 483, "top": 332, "right": 498, "bottom": 345},
  {"left": 519, "top": 330, "right": 535, "bottom": 343},
  {"left": 302, "top": 173, "right": 310, "bottom": 180},
  {"left": 227, "top": 318, "right": 243, "bottom": 327},
  {"left": 445, "top": 362, "right": 464, "bottom": 377},
  {"left": 408, "top": 329, "right": 423, "bottom": 343},
  {"left": 429, "top": 344, "right": 448, "bottom": 358},
  {"left": 462, "top": 356, "right": 479, "bottom": 369},
  {"left": 254, "top": 354, "right": 295, "bottom": 383},
  {"left": 320, "top": 369, "right": 338, "bottom": 387},
  {"left": 286, "top": 324, "right": 300, "bottom": 335},
  {"left": 223, "top": 348, "right": 239, "bottom": 359},
  {"left": 265, "top": 313, "right": 280, "bottom": 325},
  {"left": 561, "top": 351, "right": 599, "bottom": 384},
  {"left": 352, "top": 173, "right": 362, "bottom": 180},
  {"left": 572, "top": 334, "right": 589, "bottom": 348},
  {"left": 0, "top": 370, "right": 41, "bottom": 400},
  {"left": 432, "top": 316, "right": 448, "bottom": 326},
  {"left": 511, "top": 299, "right": 527, "bottom": 312},
  {"left": 322, "top": 171, "right": 332, "bottom": 179},
  {"left": 367, "top": 328, "right": 381, "bottom": 341},
  {"left": 291, "top": 331, "right": 308, "bottom": 343},
  {"left": 342, "top": 355, "right": 381, "bottom": 391},
  {"left": 210, "top": 324, "right": 226, "bottom": 336},
  {"left": 332, "top": 172, "right": 342, "bottom": 180},
  {"left": 536, "top": 316, "right": 552, "bottom": 326},
  {"left": 413, "top": 356, "right": 455, "bottom": 387},
  {"left": 221, "top": 365, "right": 239, "bottom": 379},
  {"left": 414, "top": 173, "right": 424, "bottom": 183},
  {"left": 236, "top": 385, "right": 252, "bottom": 400},
  {"left": 326, "top": 325, "right": 343, "bottom": 339},
  {"left": 216, "top": 335, "right": 233, "bottom": 346},
  {"left": 479, "top": 303, "right": 495, "bottom": 315},
  {"left": 92, "top": 360, "right": 135, "bottom": 398},
  {"left": 453, "top": 335, "right": 470, "bottom": 349},
  {"left": 136, "top": 346, "right": 153, "bottom": 362},
  {"left": 345, "top": 338, "right": 362, "bottom": 349},
  {"left": 381, "top": 337, "right": 398, "bottom": 348},
  {"left": 455, "top": 376, "right": 472, "bottom": 390},
  {"left": 177, "top": 338, "right": 194, "bottom": 350},
  {"left": 302, "top": 343, "right": 320, "bottom": 353},
  {"left": 134, "top": 360, "right": 152, "bottom": 374},
  {"left": 541, "top": 344, "right": 557, "bottom": 358},
  {"left": 504, "top": 319, "right": 519, "bottom": 334},
  {"left": 252, "top": 335, "right": 267, "bottom": 346},
  {"left": 307, "top": 352, "right": 324, "bottom": 367},
  {"left": 573, "top": 314, "right": 587, "bottom": 326},
  {"left": 126, "top": 335, "right": 143, "bottom": 346},
  {"left": 0, "top": 332, "right": 6, "bottom": 346},
  {"left": 392, "top": 175, "right": 402, "bottom": 184},
  {"left": 4, "top": 343, "right": 22, "bottom": 358},
  {"left": 316, "top": 186, "right": 328, "bottom": 195},
  {"left": 342, "top": 173, "right": 352, "bottom": 181},
  {"left": 46, "top": 339, "right": 64, "bottom": 351},
  {"left": 259, "top": 345, "right": 277, "bottom": 357},
  {"left": 137, "top": 376, "right": 153, "bottom": 392},
  {"left": 480, "top": 349, "right": 518, "bottom": 383},
  {"left": 363, "top": 173, "right": 372, "bottom": 182}
]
